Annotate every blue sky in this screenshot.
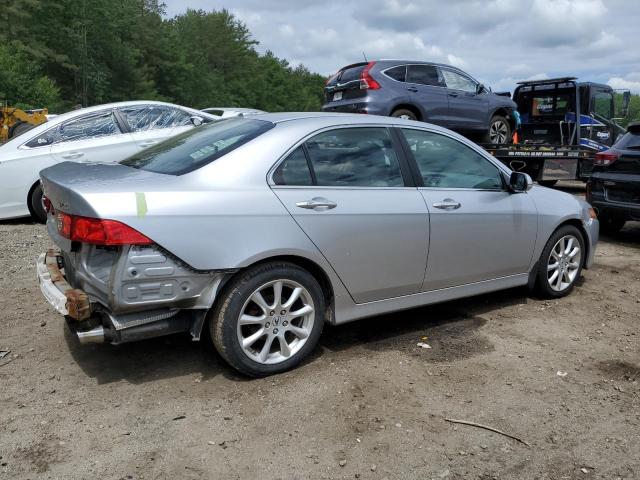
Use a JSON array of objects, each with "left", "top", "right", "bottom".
[{"left": 164, "top": 0, "right": 640, "bottom": 94}]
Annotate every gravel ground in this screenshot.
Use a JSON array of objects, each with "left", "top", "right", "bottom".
[{"left": 0, "top": 185, "right": 638, "bottom": 480}]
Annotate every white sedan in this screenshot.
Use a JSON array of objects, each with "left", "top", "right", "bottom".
[{"left": 0, "top": 101, "right": 217, "bottom": 222}]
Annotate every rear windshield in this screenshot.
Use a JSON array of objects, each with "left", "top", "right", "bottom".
[
  {"left": 616, "top": 131, "right": 640, "bottom": 149},
  {"left": 120, "top": 118, "right": 274, "bottom": 175}
]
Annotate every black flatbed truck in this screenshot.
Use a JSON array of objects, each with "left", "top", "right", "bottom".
[{"left": 482, "top": 77, "right": 630, "bottom": 185}]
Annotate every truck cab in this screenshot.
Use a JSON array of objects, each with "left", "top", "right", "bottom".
[{"left": 486, "top": 77, "right": 630, "bottom": 184}]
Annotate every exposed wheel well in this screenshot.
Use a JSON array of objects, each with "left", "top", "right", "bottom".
[
  {"left": 217, "top": 255, "right": 335, "bottom": 323},
  {"left": 390, "top": 104, "right": 422, "bottom": 121},
  {"left": 492, "top": 108, "right": 515, "bottom": 130}
]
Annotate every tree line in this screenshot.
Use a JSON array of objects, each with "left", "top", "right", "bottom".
[{"left": 0, "top": 0, "right": 326, "bottom": 113}]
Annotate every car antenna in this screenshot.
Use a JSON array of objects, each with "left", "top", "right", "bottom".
[{"left": 362, "top": 51, "right": 368, "bottom": 62}]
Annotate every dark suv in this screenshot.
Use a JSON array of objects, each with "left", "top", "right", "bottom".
[
  {"left": 322, "top": 60, "right": 518, "bottom": 144},
  {"left": 587, "top": 122, "right": 640, "bottom": 233}
]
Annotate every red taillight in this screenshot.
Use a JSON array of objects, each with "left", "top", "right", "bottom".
[
  {"left": 56, "top": 212, "right": 153, "bottom": 246},
  {"left": 594, "top": 150, "right": 619, "bottom": 166},
  {"left": 43, "top": 195, "right": 52, "bottom": 213},
  {"left": 360, "top": 61, "right": 380, "bottom": 90}
]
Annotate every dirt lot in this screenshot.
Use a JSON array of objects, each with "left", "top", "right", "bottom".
[{"left": 1, "top": 186, "right": 639, "bottom": 480}]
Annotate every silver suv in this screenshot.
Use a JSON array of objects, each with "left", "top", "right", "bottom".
[{"left": 322, "top": 60, "right": 518, "bottom": 144}]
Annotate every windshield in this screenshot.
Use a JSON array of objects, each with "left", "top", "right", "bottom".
[{"left": 120, "top": 118, "right": 274, "bottom": 175}]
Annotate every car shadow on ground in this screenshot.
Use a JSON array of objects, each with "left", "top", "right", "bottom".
[{"left": 65, "top": 286, "right": 529, "bottom": 385}]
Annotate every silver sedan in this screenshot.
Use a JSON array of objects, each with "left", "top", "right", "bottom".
[{"left": 37, "top": 113, "right": 598, "bottom": 376}]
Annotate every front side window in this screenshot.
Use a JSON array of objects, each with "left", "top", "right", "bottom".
[
  {"left": 273, "top": 147, "right": 313, "bottom": 186},
  {"left": 120, "top": 105, "right": 192, "bottom": 132},
  {"left": 593, "top": 92, "right": 613, "bottom": 119},
  {"left": 120, "top": 118, "right": 274, "bottom": 175},
  {"left": 401, "top": 128, "right": 503, "bottom": 189},
  {"left": 406, "top": 65, "right": 441, "bottom": 87},
  {"left": 55, "top": 112, "right": 120, "bottom": 143},
  {"left": 24, "top": 127, "right": 56, "bottom": 148},
  {"left": 441, "top": 69, "right": 477, "bottom": 93},
  {"left": 302, "top": 128, "right": 404, "bottom": 187}
]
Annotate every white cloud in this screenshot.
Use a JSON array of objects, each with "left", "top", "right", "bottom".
[{"left": 607, "top": 73, "right": 640, "bottom": 94}]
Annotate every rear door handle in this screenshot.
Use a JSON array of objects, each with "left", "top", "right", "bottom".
[
  {"left": 448, "top": 92, "right": 459, "bottom": 98},
  {"left": 433, "top": 198, "right": 461, "bottom": 210},
  {"left": 139, "top": 140, "right": 159, "bottom": 148},
  {"left": 407, "top": 87, "right": 418, "bottom": 93},
  {"left": 296, "top": 197, "right": 337, "bottom": 210},
  {"left": 61, "top": 152, "right": 84, "bottom": 160}
]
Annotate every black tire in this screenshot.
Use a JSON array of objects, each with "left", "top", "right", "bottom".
[
  {"left": 9, "top": 121, "right": 35, "bottom": 139},
  {"left": 599, "top": 214, "right": 625, "bottom": 234},
  {"left": 538, "top": 180, "right": 558, "bottom": 187},
  {"left": 535, "top": 225, "right": 585, "bottom": 299},
  {"left": 28, "top": 183, "right": 47, "bottom": 223},
  {"left": 484, "top": 115, "right": 512, "bottom": 144},
  {"left": 391, "top": 108, "right": 417, "bottom": 121},
  {"left": 209, "top": 261, "right": 325, "bottom": 377}
]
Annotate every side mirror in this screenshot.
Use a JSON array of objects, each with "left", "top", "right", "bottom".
[
  {"left": 509, "top": 171, "right": 533, "bottom": 193},
  {"left": 476, "top": 83, "right": 485, "bottom": 94},
  {"left": 190, "top": 116, "right": 204, "bottom": 127}
]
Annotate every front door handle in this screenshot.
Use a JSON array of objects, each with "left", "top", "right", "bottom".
[
  {"left": 407, "top": 87, "right": 418, "bottom": 93},
  {"left": 433, "top": 198, "right": 461, "bottom": 210},
  {"left": 448, "top": 92, "right": 459, "bottom": 98},
  {"left": 296, "top": 197, "right": 337, "bottom": 210},
  {"left": 61, "top": 152, "right": 84, "bottom": 160}
]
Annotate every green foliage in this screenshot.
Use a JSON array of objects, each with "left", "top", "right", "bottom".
[
  {"left": 614, "top": 93, "right": 640, "bottom": 127},
  {"left": 0, "top": 1, "right": 325, "bottom": 112}
]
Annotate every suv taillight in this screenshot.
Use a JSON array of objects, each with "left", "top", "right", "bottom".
[
  {"left": 594, "top": 150, "right": 619, "bottom": 166},
  {"left": 359, "top": 62, "right": 380, "bottom": 90},
  {"left": 56, "top": 212, "right": 153, "bottom": 246}
]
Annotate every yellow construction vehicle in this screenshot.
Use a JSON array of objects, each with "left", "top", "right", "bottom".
[{"left": 0, "top": 102, "right": 49, "bottom": 142}]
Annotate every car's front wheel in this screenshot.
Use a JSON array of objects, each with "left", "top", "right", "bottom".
[
  {"left": 535, "top": 225, "right": 584, "bottom": 298},
  {"left": 484, "top": 115, "right": 512, "bottom": 144},
  {"left": 210, "top": 262, "right": 325, "bottom": 377}
]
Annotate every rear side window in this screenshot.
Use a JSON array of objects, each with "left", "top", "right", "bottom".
[
  {"left": 304, "top": 128, "right": 403, "bottom": 187},
  {"left": 401, "top": 128, "right": 503, "bottom": 189},
  {"left": 120, "top": 105, "right": 192, "bottom": 131},
  {"left": 24, "top": 127, "right": 56, "bottom": 148},
  {"left": 384, "top": 65, "right": 406, "bottom": 82},
  {"left": 406, "top": 65, "right": 441, "bottom": 87},
  {"left": 273, "top": 147, "right": 313, "bottom": 185},
  {"left": 120, "top": 118, "right": 274, "bottom": 175},
  {"left": 56, "top": 112, "right": 120, "bottom": 143}
]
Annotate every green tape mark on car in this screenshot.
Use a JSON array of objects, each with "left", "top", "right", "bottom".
[{"left": 135, "top": 192, "right": 148, "bottom": 218}]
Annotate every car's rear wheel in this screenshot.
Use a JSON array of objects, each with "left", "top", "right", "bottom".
[
  {"left": 535, "top": 225, "right": 584, "bottom": 298},
  {"left": 210, "top": 262, "right": 325, "bottom": 377},
  {"left": 391, "top": 108, "right": 417, "bottom": 121},
  {"left": 28, "top": 183, "right": 47, "bottom": 223},
  {"left": 485, "top": 115, "right": 511, "bottom": 144},
  {"left": 599, "top": 214, "right": 625, "bottom": 234}
]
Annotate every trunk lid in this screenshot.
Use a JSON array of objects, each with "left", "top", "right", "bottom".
[{"left": 324, "top": 62, "right": 369, "bottom": 103}]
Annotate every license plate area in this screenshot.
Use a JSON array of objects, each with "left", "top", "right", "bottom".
[{"left": 333, "top": 91, "right": 343, "bottom": 101}]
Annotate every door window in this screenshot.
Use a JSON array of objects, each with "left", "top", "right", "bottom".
[
  {"left": 401, "top": 129, "right": 503, "bottom": 189},
  {"left": 55, "top": 112, "right": 120, "bottom": 143},
  {"left": 24, "top": 128, "right": 57, "bottom": 148},
  {"left": 119, "top": 105, "right": 192, "bottom": 132},
  {"left": 304, "top": 128, "right": 403, "bottom": 187},
  {"left": 273, "top": 147, "right": 314, "bottom": 186},
  {"left": 384, "top": 65, "right": 406, "bottom": 82},
  {"left": 441, "top": 69, "right": 477, "bottom": 93},
  {"left": 593, "top": 92, "right": 613, "bottom": 119},
  {"left": 406, "top": 65, "right": 441, "bottom": 86}
]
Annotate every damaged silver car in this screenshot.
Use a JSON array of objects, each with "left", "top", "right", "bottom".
[{"left": 37, "top": 113, "right": 598, "bottom": 376}]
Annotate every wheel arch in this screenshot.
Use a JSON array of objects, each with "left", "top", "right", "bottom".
[
  {"left": 214, "top": 254, "right": 336, "bottom": 324},
  {"left": 491, "top": 107, "right": 515, "bottom": 130},
  {"left": 390, "top": 104, "right": 422, "bottom": 121},
  {"left": 552, "top": 219, "right": 591, "bottom": 268}
]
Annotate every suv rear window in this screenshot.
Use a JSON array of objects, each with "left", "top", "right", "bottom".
[
  {"left": 338, "top": 63, "right": 367, "bottom": 84},
  {"left": 615, "top": 131, "right": 640, "bottom": 149},
  {"left": 120, "top": 118, "right": 274, "bottom": 175}
]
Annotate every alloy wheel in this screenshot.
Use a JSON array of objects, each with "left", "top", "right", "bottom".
[
  {"left": 489, "top": 119, "right": 509, "bottom": 143},
  {"left": 237, "top": 279, "right": 315, "bottom": 364},
  {"left": 547, "top": 235, "right": 582, "bottom": 292}
]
